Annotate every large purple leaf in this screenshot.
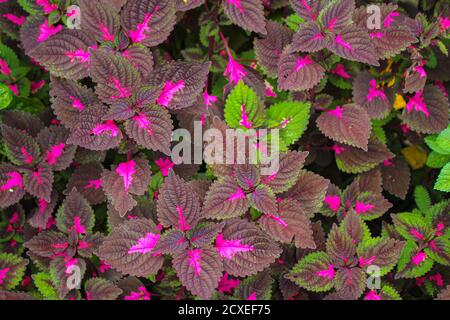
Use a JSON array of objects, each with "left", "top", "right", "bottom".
[
  {"left": 98, "top": 218, "right": 164, "bottom": 277},
  {"left": 29, "top": 191, "right": 58, "bottom": 230},
  {"left": 85, "top": 278, "right": 122, "bottom": 300},
  {"left": 1, "top": 110, "right": 44, "bottom": 138},
  {"left": 287, "top": 22, "right": 327, "bottom": 53},
  {"left": 56, "top": 188, "right": 94, "bottom": 235},
  {"left": 290, "top": 0, "right": 325, "bottom": 22},
  {"left": 153, "top": 230, "right": 187, "bottom": 255},
  {"left": 78, "top": 0, "right": 120, "bottom": 43},
  {"left": 334, "top": 267, "right": 365, "bottom": 299},
  {"left": 157, "top": 171, "right": 200, "bottom": 231},
  {"left": 1, "top": 124, "right": 40, "bottom": 167},
  {"left": 65, "top": 162, "right": 106, "bottom": 205},
  {"left": 326, "top": 224, "right": 356, "bottom": 267},
  {"left": 319, "top": 0, "right": 355, "bottom": 33},
  {"left": 121, "top": 44, "right": 154, "bottom": 80},
  {"left": 24, "top": 166, "right": 53, "bottom": 203},
  {"left": 250, "top": 186, "right": 278, "bottom": 214},
  {"left": 380, "top": 156, "right": 411, "bottom": 200},
  {"left": 24, "top": 230, "right": 68, "bottom": 258},
  {"left": 223, "top": 0, "right": 266, "bottom": 35}
]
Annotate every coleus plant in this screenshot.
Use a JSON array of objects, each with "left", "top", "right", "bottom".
[{"left": 0, "top": 0, "right": 449, "bottom": 301}]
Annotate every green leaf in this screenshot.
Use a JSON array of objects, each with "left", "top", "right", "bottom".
[
  {"left": 425, "top": 135, "right": 450, "bottom": 155},
  {"left": 392, "top": 212, "right": 431, "bottom": 242},
  {"left": 266, "top": 101, "right": 310, "bottom": 150},
  {"left": 371, "top": 124, "right": 387, "bottom": 144},
  {"left": 380, "top": 284, "right": 402, "bottom": 300},
  {"left": 32, "top": 273, "right": 59, "bottom": 300},
  {"left": 436, "top": 126, "right": 450, "bottom": 151},
  {"left": 283, "top": 14, "right": 305, "bottom": 32},
  {"left": 435, "top": 163, "right": 450, "bottom": 192},
  {"left": 0, "top": 83, "right": 13, "bottom": 110},
  {"left": 396, "top": 240, "right": 433, "bottom": 279},
  {"left": 414, "top": 186, "right": 431, "bottom": 212},
  {"left": 437, "top": 40, "right": 448, "bottom": 56},
  {"left": 328, "top": 75, "right": 352, "bottom": 90},
  {"left": 426, "top": 152, "right": 450, "bottom": 168},
  {"left": 224, "top": 81, "right": 263, "bottom": 130},
  {"left": 0, "top": 43, "right": 20, "bottom": 68}
]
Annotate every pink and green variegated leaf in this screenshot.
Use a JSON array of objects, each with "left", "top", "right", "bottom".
[
  {"left": 153, "top": 230, "right": 188, "bottom": 255},
  {"left": 1, "top": 124, "right": 40, "bottom": 166},
  {"left": 334, "top": 267, "right": 366, "bottom": 300},
  {"left": 235, "top": 164, "right": 260, "bottom": 191},
  {"left": 290, "top": 0, "right": 325, "bottom": 22},
  {"left": 250, "top": 186, "right": 278, "bottom": 214},
  {"left": 326, "top": 224, "right": 357, "bottom": 267},
  {"left": 121, "top": 0, "right": 176, "bottom": 47},
  {"left": 36, "top": 126, "right": 76, "bottom": 171},
  {"left": 351, "top": 192, "right": 392, "bottom": 221},
  {"left": 335, "top": 139, "right": 395, "bottom": 174},
  {"left": 77, "top": 233, "right": 104, "bottom": 258},
  {"left": 65, "top": 162, "right": 106, "bottom": 205},
  {"left": 24, "top": 230, "right": 69, "bottom": 259},
  {"left": 147, "top": 61, "right": 211, "bottom": 110},
  {"left": 287, "top": 251, "right": 335, "bottom": 292},
  {"left": 425, "top": 238, "right": 450, "bottom": 266},
  {"left": 49, "top": 76, "right": 98, "bottom": 129},
  {"left": 401, "top": 85, "right": 449, "bottom": 134},
  {"left": 357, "top": 237, "right": 405, "bottom": 276},
  {"left": 49, "top": 256, "right": 87, "bottom": 298},
  {"left": 219, "top": 218, "right": 282, "bottom": 277},
  {"left": 0, "top": 253, "right": 28, "bottom": 290},
  {"left": 277, "top": 50, "right": 325, "bottom": 91},
  {"left": 327, "top": 25, "right": 379, "bottom": 66},
  {"left": 259, "top": 199, "right": 316, "bottom": 249},
  {"left": 67, "top": 104, "right": 123, "bottom": 151},
  {"left": 176, "top": 0, "right": 205, "bottom": 11},
  {"left": 78, "top": 0, "right": 120, "bottom": 43},
  {"left": 24, "top": 166, "right": 53, "bottom": 203},
  {"left": 189, "top": 222, "right": 225, "bottom": 248},
  {"left": 287, "top": 22, "right": 327, "bottom": 54},
  {"left": 90, "top": 49, "right": 141, "bottom": 103},
  {"left": 254, "top": 21, "right": 293, "bottom": 77},
  {"left": 391, "top": 212, "right": 431, "bottom": 243},
  {"left": 85, "top": 278, "right": 122, "bottom": 300},
  {"left": 29, "top": 191, "right": 58, "bottom": 230},
  {"left": 2, "top": 110, "right": 44, "bottom": 137},
  {"left": 31, "top": 30, "right": 96, "bottom": 80},
  {"left": 223, "top": 0, "right": 266, "bottom": 35},
  {"left": 98, "top": 218, "right": 163, "bottom": 277},
  {"left": 0, "top": 291, "right": 35, "bottom": 300},
  {"left": 121, "top": 44, "right": 154, "bottom": 80},
  {"left": 0, "top": 164, "right": 26, "bottom": 209},
  {"left": 316, "top": 104, "right": 371, "bottom": 150},
  {"left": 202, "top": 177, "right": 250, "bottom": 219},
  {"left": 234, "top": 271, "right": 273, "bottom": 300},
  {"left": 157, "top": 170, "right": 200, "bottom": 231},
  {"left": 321, "top": 183, "right": 343, "bottom": 217},
  {"left": 319, "top": 0, "right": 355, "bottom": 33},
  {"left": 173, "top": 246, "right": 223, "bottom": 299},
  {"left": 353, "top": 72, "right": 392, "bottom": 119},
  {"left": 380, "top": 156, "right": 411, "bottom": 200},
  {"left": 56, "top": 188, "right": 94, "bottom": 235},
  {"left": 125, "top": 106, "right": 173, "bottom": 155},
  {"left": 396, "top": 240, "right": 433, "bottom": 279},
  {"left": 282, "top": 170, "right": 330, "bottom": 217},
  {"left": 261, "top": 151, "right": 308, "bottom": 193}
]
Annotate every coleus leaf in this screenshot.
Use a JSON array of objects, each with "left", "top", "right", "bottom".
[
  {"left": 153, "top": 230, "right": 188, "bottom": 255},
  {"left": 425, "top": 237, "right": 450, "bottom": 266},
  {"left": 218, "top": 218, "right": 282, "bottom": 277},
  {"left": 176, "top": 0, "right": 205, "bottom": 11},
  {"left": 353, "top": 72, "right": 392, "bottom": 120},
  {"left": 121, "top": 0, "right": 176, "bottom": 47},
  {"left": 24, "top": 166, "right": 53, "bottom": 203},
  {"left": 290, "top": 0, "right": 325, "bottom": 22},
  {"left": 78, "top": 0, "right": 120, "bottom": 43},
  {"left": 401, "top": 85, "right": 449, "bottom": 134},
  {"left": 121, "top": 44, "right": 154, "bottom": 81},
  {"left": 36, "top": 125, "right": 77, "bottom": 171},
  {"left": 224, "top": 80, "right": 263, "bottom": 130},
  {"left": 222, "top": 0, "right": 266, "bottom": 35},
  {"left": 48, "top": 256, "right": 86, "bottom": 299},
  {"left": 282, "top": 170, "right": 330, "bottom": 216},
  {"left": 259, "top": 199, "right": 316, "bottom": 249},
  {"left": 351, "top": 192, "right": 392, "bottom": 221},
  {"left": 85, "top": 278, "right": 122, "bottom": 300},
  {"left": 98, "top": 218, "right": 164, "bottom": 277},
  {"left": 0, "top": 291, "right": 35, "bottom": 300},
  {"left": 234, "top": 271, "right": 273, "bottom": 300},
  {"left": 202, "top": 176, "right": 250, "bottom": 219},
  {"left": 235, "top": 164, "right": 260, "bottom": 191},
  {"left": 396, "top": 240, "right": 433, "bottom": 279},
  {"left": 173, "top": 246, "right": 223, "bottom": 299},
  {"left": 31, "top": 272, "right": 59, "bottom": 300},
  {"left": 124, "top": 105, "right": 173, "bottom": 155},
  {"left": 327, "top": 25, "right": 379, "bottom": 66},
  {"left": 334, "top": 267, "right": 366, "bottom": 300},
  {"left": 67, "top": 103, "right": 123, "bottom": 151},
  {"left": 326, "top": 224, "right": 356, "bottom": 267},
  {"left": 277, "top": 51, "right": 325, "bottom": 91},
  {"left": 157, "top": 170, "right": 200, "bottom": 231},
  {"left": 90, "top": 49, "right": 141, "bottom": 103},
  {"left": 189, "top": 222, "right": 225, "bottom": 248},
  {"left": 102, "top": 158, "right": 152, "bottom": 217},
  {"left": 56, "top": 188, "right": 94, "bottom": 235},
  {"left": 287, "top": 22, "right": 327, "bottom": 53},
  {"left": 316, "top": 104, "right": 372, "bottom": 150},
  {"left": 260, "top": 151, "right": 308, "bottom": 193},
  {"left": 65, "top": 162, "right": 106, "bottom": 205},
  {"left": 24, "top": 230, "right": 69, "bottom": 259},
  {"left": 335, "top": 139, "right": 395, "bottom": 174},
  {"left": 147, "top": 61, "right": 211, "bottom": 110},
  {"left": 250, "top": 186, "right": 277, "bottom": 214},
  {"left": 0, "top": 164, "right": 26, "bottom": 209},
  {"left": 265, "top": 101, "right": 311, "bottom": 151},
  {"left": 29, "top": 191, "right": 58, "bottom": 230},
  {"left": 319, "top": 0, "right": 355, "bottom": 33},
  {"left": 2, "top": 110, "right": 44, "bottom": 137},
  {"left": 0, "top": 253, "right": 28, "bottom": 290},
  {"left": 404, "top": 62, "right": 427, "bottom": 94},
  {"left": 49, "top": 76, "right": 98, "bottom": 129},
  {"left": 287, "top": 251, "right": 335, "bottom": 292},
  {"left": 254, "top": 21, "right": 293, "bottom": 77},
  {"left": 380, "top": 156, "right": 411, "bottom": 200},
  {"left": 77, "top": 233, "right": 104, "bottom": 259},
  {"left": 391, "top": 212, "right": 431, "bottom": 243},
  {"left": 1, "top": 124, "right": 40, "bottom": 166}
]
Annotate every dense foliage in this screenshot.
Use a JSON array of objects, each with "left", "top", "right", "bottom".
[{"left": 0, "top": 0, "right": 449, "bottom": 301}]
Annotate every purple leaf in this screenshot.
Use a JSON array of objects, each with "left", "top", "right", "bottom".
[
  {"left": 24, "top": 166, "right": 53, "bottom": 203},
  {"left": 223, "top": 0, "right": 267, "bottom": 35}
]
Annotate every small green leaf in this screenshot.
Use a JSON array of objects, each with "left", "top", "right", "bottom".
[
  {"left": 425, "top": 135, "right": 450, "bottom": 155},
  {"left": 435, "top": 163, "right": 450, "bottom": 192},
  {"left": 0, "top": 83, "right": 13, "bottom": 110},
  {"left": 436, "top": 126, "right": 450, "bottom": 151},
  {"left": 426, "top": 151, "right": 450, "bottom": 168},
  {"left": 414, "top": 186, "right": 431, "bottom": 212},
  {"left": 32, "top": 273, "right": 59, "bottom": 300}
]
